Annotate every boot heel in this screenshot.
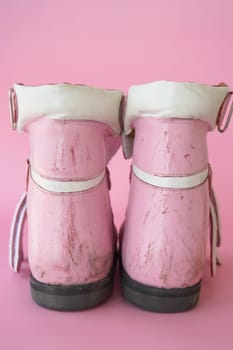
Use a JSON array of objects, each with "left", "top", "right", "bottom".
[
  {"left": 30, "top": 261, "right": 116, "bottom": 311},
  {"left": 121, "top": 267, "right": 201, "bottom": 313}
]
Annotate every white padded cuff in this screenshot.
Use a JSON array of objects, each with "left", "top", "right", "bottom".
[
  {"left": 13, "top": 84, "right": 123, "bottom": 134},
  {"left": 124, "top": 81, "right": 229, "bottom": 134}
]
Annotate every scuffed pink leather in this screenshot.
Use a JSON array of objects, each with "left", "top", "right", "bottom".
[
  {"left": 25, "top": 119, "right": 118, "bottom": 180},
  {"left": 122, "top": 117, "right": 210, "bottom": 288},
  {"left": 132, "top": 118, "right": 209, "bottom": 176},
  {"left": 26, "top": 119, "right": 117, "bottom": 285}
]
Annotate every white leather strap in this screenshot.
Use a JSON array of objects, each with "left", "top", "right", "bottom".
[
  {"left": 132, "top": 164, "right": 209, "bottom": 189},
  {"left": 31, "top": 168, "right": 106, "bottom": 193},
  {"left": 9, "top": 192, "right": 27, "bottom": 272},
  {"left": 209, "top": 178, "right": 222, "bottom": 276}
]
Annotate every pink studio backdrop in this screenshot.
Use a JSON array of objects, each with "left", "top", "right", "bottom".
[{"left": 0, "top": 1, "right": 233, "bottom": 349}]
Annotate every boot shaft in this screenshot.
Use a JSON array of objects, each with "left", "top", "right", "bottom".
[
  {"left": 132, "top": 117, "right": 209, "bottom": 176},
  {"left": 27, "top": 118, "right": 116, "bottom": 180}
]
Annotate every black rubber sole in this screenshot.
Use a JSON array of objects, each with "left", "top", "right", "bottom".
[
  {"left": 30, "top": 263, "right": 116, "bottom": 311},
  {"left": 121, "top": 267, "right": 201, "bottom": 313}
]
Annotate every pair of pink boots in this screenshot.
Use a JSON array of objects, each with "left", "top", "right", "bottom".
[{"left": 9, "top": 81, "right": 232, "bottom": 312}]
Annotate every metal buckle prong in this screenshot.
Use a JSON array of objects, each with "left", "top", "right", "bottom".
[
  {"left": 217, "top": 91, "right": 233, "bottom": 133},
  {"left": 9, "top": 88, "right": 17, "bottom": 130}
]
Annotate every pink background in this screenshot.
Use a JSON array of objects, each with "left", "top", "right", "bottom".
[{"left": 1, "top": 0, "right": 233, "bottom": 349}]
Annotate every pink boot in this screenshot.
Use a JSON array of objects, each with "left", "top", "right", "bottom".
[
  {"left": 9, "top": 83, "right": 123, "bottom": 310},
  {"left": 121, "top": 81, "right": 232, "bottom": 312}
]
